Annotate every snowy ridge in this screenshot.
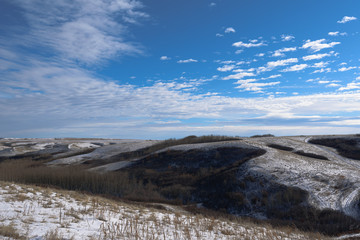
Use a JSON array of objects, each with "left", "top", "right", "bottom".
[{"left": 241, "top": 136, "right": 360, "bottom": 220}]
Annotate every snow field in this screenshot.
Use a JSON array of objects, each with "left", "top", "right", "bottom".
[{"left": 0, "top": 182, "right": 326, "bottom": 240}]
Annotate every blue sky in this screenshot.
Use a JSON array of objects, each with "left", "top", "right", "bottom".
[{"left": 0, "top": 0, "right": 360, "bottom": 139}]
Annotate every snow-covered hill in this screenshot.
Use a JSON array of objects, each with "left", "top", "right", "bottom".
[
  {"left": 1, "top": 135, "right": 360, "bottom": 237},
  {"left": 0, "top": 182, "right": 325, "bottom": 240}
]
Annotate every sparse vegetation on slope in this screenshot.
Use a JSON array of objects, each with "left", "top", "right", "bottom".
[
  {"left": 85, "top": 135, "right": 241, "bottom": 167},
  {"left": 268, "top": 143, "right": 328, "bottom": 160},
  {"left": 309, "top": 137, "right": 360, "bottom": 160},
  {"left": 294, "top": 150, "right": 329, "bottom": 160},
  {"left": 0, "top": 181, "right": 329, "bottom": 240},
  {"left": 267, "top": 143, "right": 294, "bottom": 151}
]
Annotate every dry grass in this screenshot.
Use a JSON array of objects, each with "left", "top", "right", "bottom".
[
  {"left": 0, "top": 181, "right": 330, "bottom": 240},
  {"left": 0, "top": 223, "right": 25, "bottom": 240}
]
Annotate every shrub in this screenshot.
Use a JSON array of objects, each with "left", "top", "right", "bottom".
[
  {"left": 294, "top": 150, "right": 329, "bottom": 160},
  {"left": 250, "top": 134, "right": 275, "bottom": 138},
  {"left": 267, "top": 144, "right": 294, "bottom": 151}
]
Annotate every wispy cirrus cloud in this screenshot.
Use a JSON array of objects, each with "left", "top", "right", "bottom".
[
  {"left": 11, "top": 0, "right": 147, "bottom": 65},
  {"left": 2, "top": 57, "right": 360, "bottom": 138}
]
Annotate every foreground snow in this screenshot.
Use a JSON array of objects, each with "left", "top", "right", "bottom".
[{"left": 0, "top": 182, "right": 325, "bottom": 240}]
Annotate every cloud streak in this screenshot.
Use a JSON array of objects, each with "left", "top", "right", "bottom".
[
  {"left": 302, "top": 52, "right": 332, "bottom": 61},
  {"left": 12, "top": 0, "right": 146, "bottom": 65},
  {"left": 225, "top": 27, "right": 235, "bottom": 33},
  {"left": 302, "top": 39, "right": 340, "bottom": 52},
  {"left": 232, "top": 40, "right": 266, "bottom": 48},
  {"left": 177, "top": 58, "right": 198, "bottom": 63},
  {"left": 337, "top": 16, "right": 357, "bottom": 24}
]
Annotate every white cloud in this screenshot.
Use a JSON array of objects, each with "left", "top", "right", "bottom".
[
  {"left": 3, "top": 58, "right": 360, "bottom": 138},
  {"left": 282, "top": 64, "right": 308, "bottom": 72},
  {"left": 225, "top": 27, "right": 236, "bottom": 33},
  {"left": 13, "top": 0, "right": 147, "bottom": 65},
  {"left": 222, "top": 71, "right": 256, "bottom": 80},
  {"left": 235, "top": 80, "right": 280, "bottom": 92},
  {"left": 266, "top": 58, "right": 298, "bottom": 68},
  {"left": 313, "top": 68, "right": 332, "bottom": 73},
  {"left": 338, "top": 66, "right": 358, "bottom": 72},
  {"left": 337, "top": 16, "right": 357, "bottom": 24},
  {"left": 339, "top": 82, "right": 360, "bottom": 91},
  {"left": 281, "top": 35, "right": 295, "bottom": 41},
  {"left": 232, "top": 40, "right": 266, "bottom": 48},
  {"left": 356, "top": 76, "right": 360, "bottom": 81},
  {"left": 256, "top": 53, "right": 265, "bottom": 57},
  {"left": 302, "top": 39, "right": 340, "bottom": 52},
  {"left": 327, "top": 83, "right": 340, "bottom": 87},
  {"left": 328, "top": 119, "right": 360, "bottom": 126},
  {"left": 328, "top": 31, "right": 340, "bottom": 36},
  {"left": 233, "top": 68, "right": 256, "bottom": 73},
  {"left": 262, "top": 74, "right": 282, "bottom": 80},
  {"left": 209, "top": 2, "right": 216, "bottom": 7},
  {"left": 216, "top": 33, "right": 224, "bottom": 37},
  {"left": 312, "top": 61, "right": 329, "bottom": 68},
  {"left": 306, "top": 78, "right": 319, "bottom": 82},
  {"left": 177, "top": 58, "right": 198, "bottom": 63},
  {"left": 217, "top": 65, "right": 236, "bottom": 72},
  {"left": 272, "top": 47, "right": 297, "bottom": 57},
  {"left": 328, "top": 31, "right": 347, "bottom": 36},
  {"left": 160, "top": 56, "right": 170, "bottom": 60},
  {"left": 303, "top": 52, "right": 332, "bottom": 61}
]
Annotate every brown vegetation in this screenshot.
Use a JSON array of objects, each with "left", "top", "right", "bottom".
[{"left": 309, "top": 137, "right": 360, "bottom": 160}]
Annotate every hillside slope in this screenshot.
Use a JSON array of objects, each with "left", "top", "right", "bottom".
[
  {"left": 0, "top": 181, "right": 326, "bottom": 240},
  {"left": 1, "top": 135, "right": 360, "bottom": 236}
]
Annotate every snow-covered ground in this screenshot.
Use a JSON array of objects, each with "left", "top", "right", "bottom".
[
  {"left": 2, "top": 136, "right": 360, "bottom": 234},
  {"left": 47, "top": 139, "right": 160, "bottom": 165},
  {"left": 0, "top": 138, "right": 160, "bottom": 164},
  {"left": 240, "top": 136, "right": 360, "bottom": 220},
  {"left": 0, "top": 182, "right": 326, "bottom": 240}
]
